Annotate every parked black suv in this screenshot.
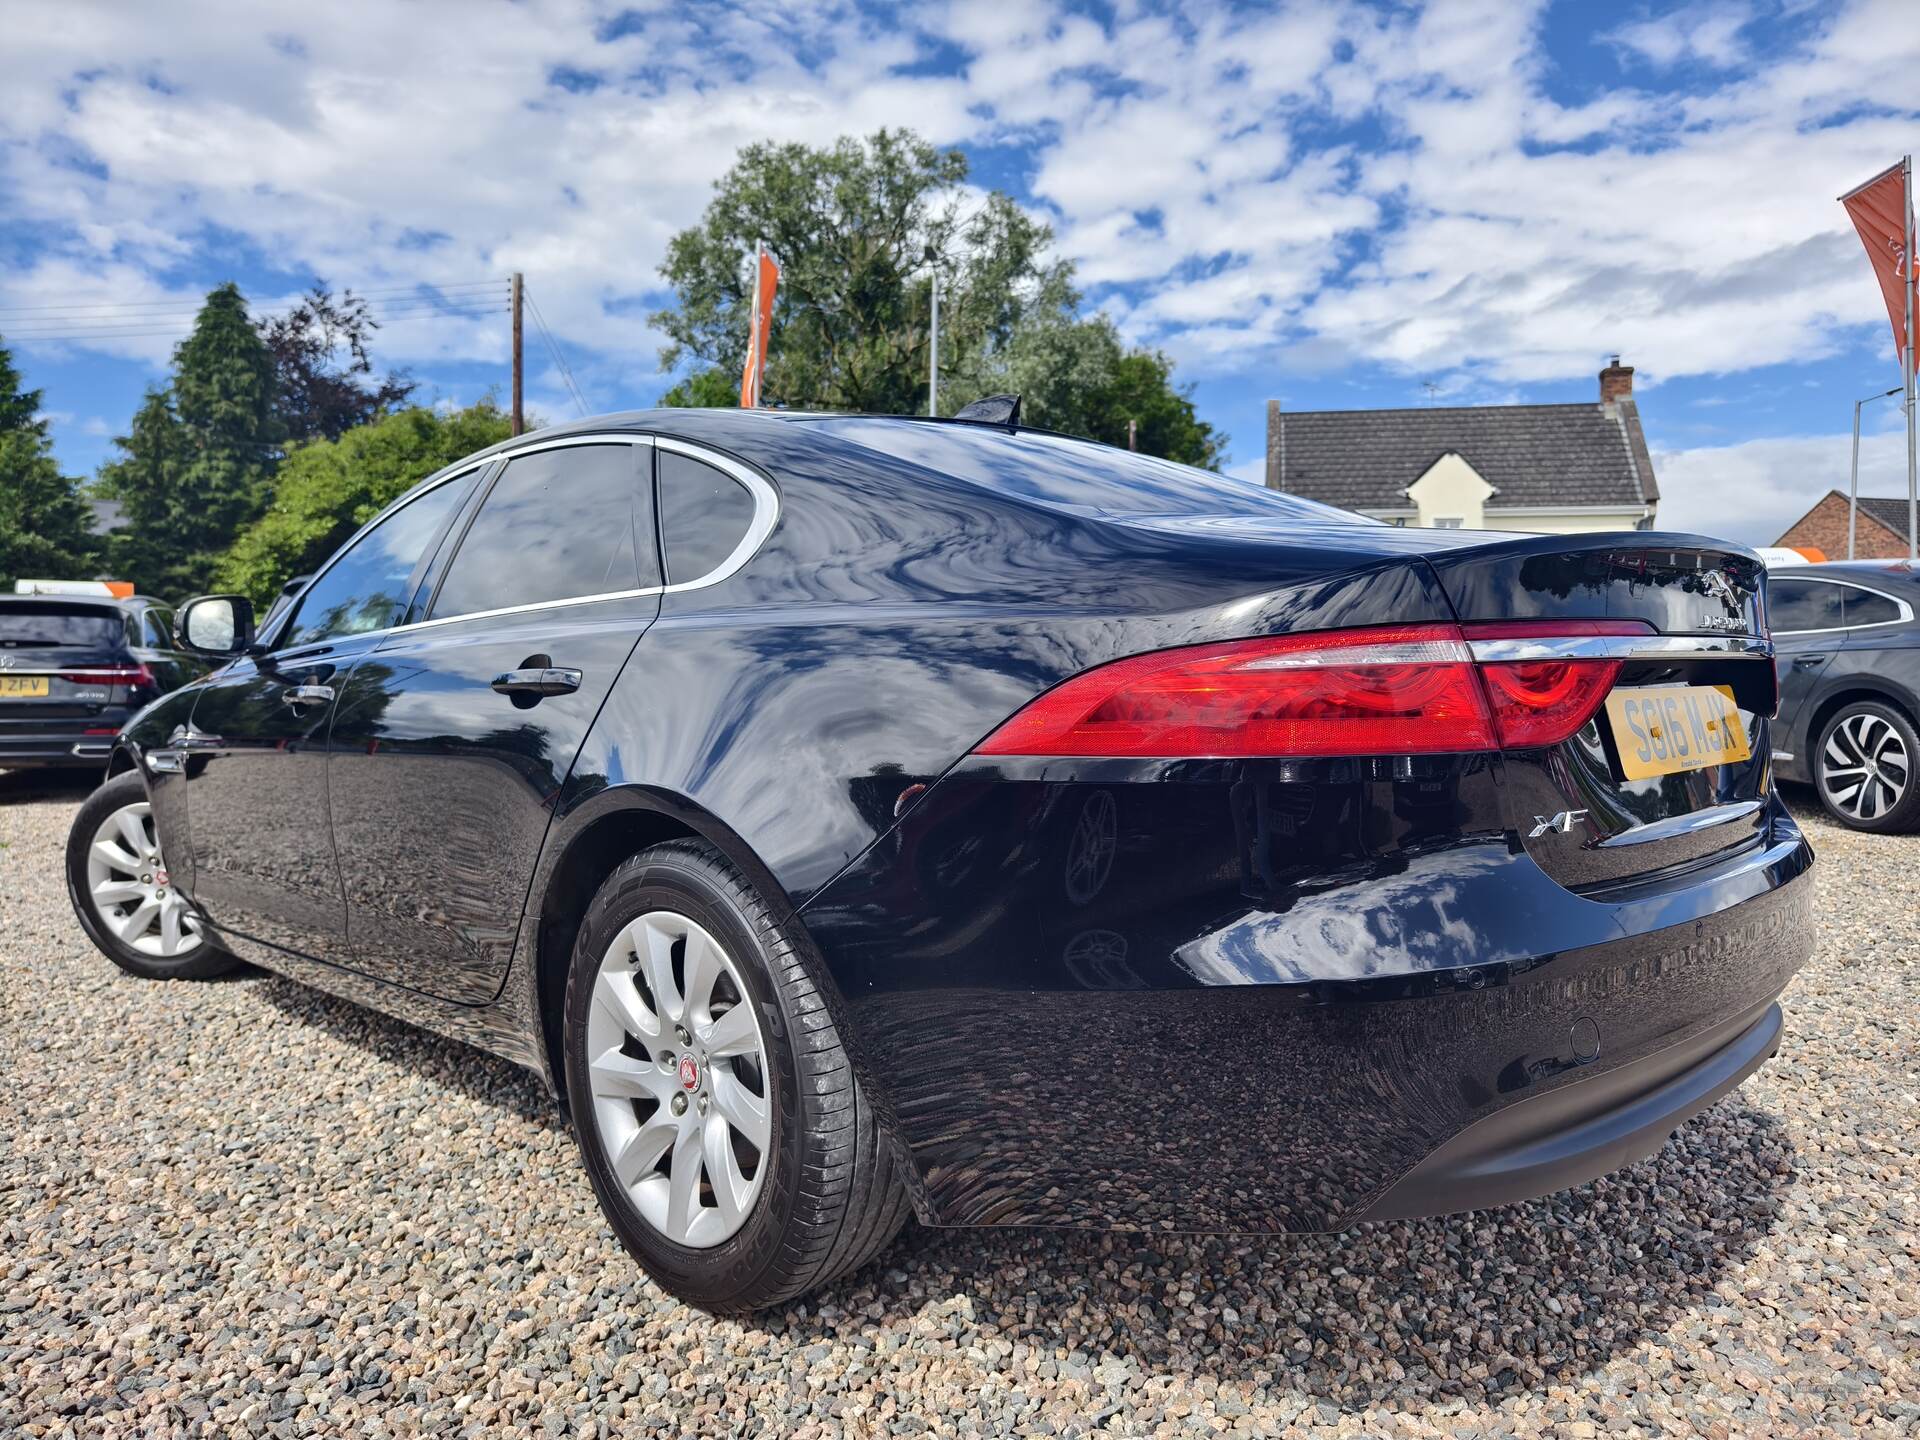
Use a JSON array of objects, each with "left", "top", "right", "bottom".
[{"left": 0, "top": 591, "right": 204, "bottom": 770}]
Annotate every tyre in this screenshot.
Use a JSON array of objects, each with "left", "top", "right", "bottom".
[
  {"left": 65, "top": 769, "right": 238, "bottom": 979},
  {"left": 563, "top": 839, "right": 911, "bottom": 1313},
  {"left": 1814, "top": 699, "right": 1920, "bottom": 833}
]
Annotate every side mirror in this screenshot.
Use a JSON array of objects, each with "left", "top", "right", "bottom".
[{"left": 175, "top": 594, "right": 257, "bottom": 657}]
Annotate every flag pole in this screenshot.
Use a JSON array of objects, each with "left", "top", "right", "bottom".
[{"left": 1905, "top": 155, "right": 1917, "bottom": 560}]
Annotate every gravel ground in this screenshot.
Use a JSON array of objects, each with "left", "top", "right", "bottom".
[{"left": 3, "top": 769, "right": 1916, "bottom": 1439}]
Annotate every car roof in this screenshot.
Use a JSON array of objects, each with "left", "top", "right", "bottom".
[{"left": 1786, "top": 560, "right": 1920, "bottom": 588}]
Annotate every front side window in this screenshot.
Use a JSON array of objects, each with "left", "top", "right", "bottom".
[
  {"left": 1767, "top": 578, "right": 1844, "bottom": 634},
  {"left": 658, "top": 451, "right": 757, "bottom": 584},
  {"left": 142, "top": 607, "right": 174, "bottom": 648},
  {"left": 431, "top": 444, "right": 656, "bottom": 621},
  {"left": 278, "top": 471, "right": 476, "bottom": 649}
]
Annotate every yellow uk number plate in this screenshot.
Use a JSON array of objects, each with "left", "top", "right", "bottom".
[
  {"left": 1605, "top": 684, "right": 1751, "bottom": 780},
  {"left": 0, "top": 676, "right": 50, "bottom": 699}
]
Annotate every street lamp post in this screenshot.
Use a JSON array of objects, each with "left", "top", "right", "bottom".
[{"left": 1851, "top": 386, "right": 1904, "bottom": 559}]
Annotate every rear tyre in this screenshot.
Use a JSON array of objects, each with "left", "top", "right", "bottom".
[
  {"left": 65, "top": 769, "right": 238, "bottom": 979},
  {"left": 563, "top": 839, "right": 911, "bottom": 1313},
  {"left": 1814, "top": 700, "right": 1920, "bottom": 833}
]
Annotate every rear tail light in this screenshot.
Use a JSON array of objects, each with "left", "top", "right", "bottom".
[
  {"left": 60, "top": 665, "right": 154, "bottom": 688},
  {"left": 975, "top": 621, "right": 1650, "bottom": 759}
]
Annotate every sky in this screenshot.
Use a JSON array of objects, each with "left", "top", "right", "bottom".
[{"left": 3, "top": 0, "right": 1919, "bottom": 548}]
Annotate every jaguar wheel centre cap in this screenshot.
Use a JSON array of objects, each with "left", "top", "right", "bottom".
[{"left": 677, "top": 1054, "right": 700, "bottom": 1091}]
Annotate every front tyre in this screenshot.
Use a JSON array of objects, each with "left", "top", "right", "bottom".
[
  {"left": 65, "top": 769, "right": 238, "bottom": 979},
  {"left": 564, "top": 839, "right": 911, "bottom": 1313},
  {"left": 1814, "top": 699, "right": 1920, "bottom": 833}
]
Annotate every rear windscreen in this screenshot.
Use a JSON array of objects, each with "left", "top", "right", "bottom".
[{"left": 0, "top": 604, "right": 123, "bottom": 648}]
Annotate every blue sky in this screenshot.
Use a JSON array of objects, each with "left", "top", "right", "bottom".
[{"left": 3, "top": 0, "right": 1918, "bottom": 545}]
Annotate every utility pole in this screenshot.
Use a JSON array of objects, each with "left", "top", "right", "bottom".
[
  {"left": 928, "top": 267, "right": 940, "bottom": 417},
  {"left": 510, "top": 271, "right": 524, "bottom": 437},
  {"left": 1905, "top": 155, "right": 1917, "bottom": 559}
]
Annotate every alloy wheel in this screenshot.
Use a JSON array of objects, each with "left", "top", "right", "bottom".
[
  {"left": 1820, "top": 711, "right": 1912, "bottom": 822},
  {"left": 85, "top": 801, "right": 204, "bottom": 958},
  {"left": 585, "top": 910, "right": 771, "bottom": 1249}
]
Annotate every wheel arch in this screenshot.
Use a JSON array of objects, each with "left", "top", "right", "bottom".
[
  {"left": 527, "top": 783, "right": 852, "bottom": 1115},
  {"left": 1802, "top": 679, "right": 1919, "bottom": 764}
]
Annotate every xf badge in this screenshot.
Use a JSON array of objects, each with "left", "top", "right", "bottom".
[{"left": 1528, "top": 809, "right": 1589, "bottom": 838}]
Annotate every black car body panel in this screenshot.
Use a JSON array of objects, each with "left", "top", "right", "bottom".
[
  {"left": 105, "top": 409, "right": 1816, "bottom": 1234},
  {"left": 1765, "top": 560, "right": 1920, "bottom": 784},
  {"left": 0, "top": 594, "right": 201, "bottom": 768}
]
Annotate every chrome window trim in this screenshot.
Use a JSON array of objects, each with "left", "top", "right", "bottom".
[
  {"left": 264, "top": 431, "right": 781, "bottom": 648},
  {"left": 1765, "top": 575, "right": 1914, "bottom": 636},
  {"left": 1466, "top": 635, "right": 1774, "bottom": 663},
  {"left": 654, "top": 436, "right": 781, "bottom": 594},
  {"left": 260, "top": 451, "right": 503, "bottom": 651}
]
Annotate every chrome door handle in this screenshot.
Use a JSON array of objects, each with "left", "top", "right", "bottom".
[
  {"left": 490, "top": 667, "right": 582, "bottom": 697},
  {"left": 282, "top": 683, "right": 335, "bottom": 708}
]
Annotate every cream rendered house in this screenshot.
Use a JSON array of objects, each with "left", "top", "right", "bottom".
[{"left": 1265, "top": 360, "right": 1659, "bottom": 533}]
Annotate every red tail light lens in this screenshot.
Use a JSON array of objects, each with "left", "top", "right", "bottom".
[
  {"left": 976, "top": 625, "right": 1496, "bottom": 758},
  {"left": 1476, "top": 658, "right": 1621, "bottom": 747},
  {"left": 60, "top": 665, "right": 154, "bottom": 688},
  {"left": 976, "top": 621, "right": 1647, "bottom": 759}
]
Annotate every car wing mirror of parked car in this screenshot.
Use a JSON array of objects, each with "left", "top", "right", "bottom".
[{"left": 175, "top": 594, "right": 258, "bottom": 658}]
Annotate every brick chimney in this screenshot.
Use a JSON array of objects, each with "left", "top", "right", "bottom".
[{"left": 1599, "top": 355, "right": 1634, "bottom": 405}]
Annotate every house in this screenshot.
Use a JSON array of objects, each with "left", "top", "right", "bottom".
[
  {"left": 1265, "top": 360, "right": 1659, "bottom": 532},
  {"left": 1774, "top": 490, "right": 1916, "bottom": 560}
]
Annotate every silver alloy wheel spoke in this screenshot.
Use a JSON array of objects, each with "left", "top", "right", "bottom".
[
  {"left": 1823, "top": 714, "right": 1911, "bottom": 820},
  {"left": 586, "top": 908, "right": 771, "bottom": 1249},
  {"left": 86, "top": 800, "right": 203, "bottom": 959}
]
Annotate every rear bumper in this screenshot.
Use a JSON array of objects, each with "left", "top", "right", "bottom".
[
  {"left": 800, "top": 758, "right": 1817, "bottom": 1232},
  {"left": 0, "top": 720, "right": 123, "bottom": 766},
  {"left": 1356, "top": 996, "right": 1783, "bottom": 1223}
]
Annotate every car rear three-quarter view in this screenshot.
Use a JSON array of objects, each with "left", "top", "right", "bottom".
[{"left": 69, "top": 408, "right": 1815, "bottom": 1313}]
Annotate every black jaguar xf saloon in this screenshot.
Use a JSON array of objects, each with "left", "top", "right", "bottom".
[{"left": 65, "top": 407, "right": 1815, "bottom": 1312}]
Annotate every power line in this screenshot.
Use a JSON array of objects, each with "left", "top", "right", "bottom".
[
  {"left": 522, "top": 284, "right": 590, "bottom": 418},
  {"left": 4, "top": 295, "right": 509, "bottom": 343},
  {"left": 0, "top": 278, "right": 506, "bottom": 319}
]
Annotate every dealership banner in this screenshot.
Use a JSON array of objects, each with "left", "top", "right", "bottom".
[
  {"left": 1840, "top": 159, "right": 1916, "bottom": 370},
  {"left": 739, "top": 246, "right": 780, "bottom": 408}
]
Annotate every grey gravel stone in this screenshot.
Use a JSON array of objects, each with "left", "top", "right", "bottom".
[{"left": 2, "top": 769, "right": 1916, "bottom": 1437}]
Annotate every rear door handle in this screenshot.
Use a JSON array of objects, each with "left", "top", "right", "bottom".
[
  {"left": 1792, "top": 654, "right": 1830, "bottom": 669},
  {"left": 282, "top": 683, "right": 335, "bottom": 708},
  {"left": 491, "top": 667, "right": 582, "bottom": 697}
]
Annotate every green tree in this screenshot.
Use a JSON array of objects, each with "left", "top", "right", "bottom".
[
  {"left": 97, "top": 283, "right": 282, "bottom": 596},
  {"left": 653, "top": 128, "right": 1224, "bottom": 467},
  {"left": 659, "top": 366, "right": 740, "bottom": 409},
  {"left": 0, "top": 338, "right": 97, "bottom": 590},
  {"left": 217, "top": 401, "right": 512, "bottom": 608},
  {"left": 654, "top": 129, "right": 1051, "bottom": 415}
]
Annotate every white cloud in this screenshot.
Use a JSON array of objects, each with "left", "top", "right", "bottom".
[
  {"left": 1654, "top": 424, "right": 1916, "bottom": 547},
  {"left": 0, "top": 0, "right": 1916, "bottom": 414}
]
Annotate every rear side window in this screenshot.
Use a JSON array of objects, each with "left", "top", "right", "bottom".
[
  {"left": 1768, "top": 579, "right": 1843, "bottom": 633},
  {"left": 1843, "top": 588, "right": 1901, "bottom": 627},
  {"left": 0, "top": 604, "right": 123, "bottom": 649},
  {"left": 658, "top": 451, "right": 757, "bottom": 584},
  {"left": 431, "top": 444, "right": 657, "bottom": 620},
  {"left": 280, "top": 470, "right": 477, "bottom": 649}
]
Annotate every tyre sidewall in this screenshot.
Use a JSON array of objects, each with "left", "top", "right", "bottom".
[
  {"left": 1815, "top": 701, "right": 1920, "bottom": 833},
  {"left": 563, "top": 849, "right": 805, "bottom": 1308},
  {"left": 65, "top": 769, "right": 230, "bottom": 980}
]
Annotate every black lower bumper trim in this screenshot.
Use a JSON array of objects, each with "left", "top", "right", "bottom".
[{"left": 1355, "top": 996, "right": 1784, "bottom": 1224}]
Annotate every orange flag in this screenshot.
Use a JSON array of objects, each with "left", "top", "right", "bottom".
[
  {"left": 739, "top": 246, "right": 780, "bottom": 407},
  {"left": 1840, "top": 159, "right": 1916, "bottom": 370}
]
